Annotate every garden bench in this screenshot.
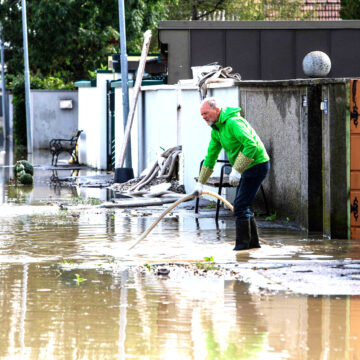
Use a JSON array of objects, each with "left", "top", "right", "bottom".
[
  {"left": 49, "top": 130, "right": 82, "bottom": 166},
  {"left": 195, "top": 159, "right": 269, "bottom": 222}
]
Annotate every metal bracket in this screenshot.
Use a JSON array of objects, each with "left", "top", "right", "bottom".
[
  {"left": 351, "top": 197, "right": 359, "bottom": 221},
  {"left": 351, "top": 80, "right": 358, "bottom": 127},
  {"left": 351, "top": 105, "right": 359, "bottom": 127}
]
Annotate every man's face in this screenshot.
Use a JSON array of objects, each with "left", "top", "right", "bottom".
[{"left": 200, "top": 103, "right": 220, "bottom": 126}]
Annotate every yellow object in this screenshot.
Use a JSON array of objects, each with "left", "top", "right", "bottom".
[
  {"left": 233, "top": 152, "right": 254, "bottom": 174},
  {"left": 198, "top": 166, "right": 213, "bottom": 184},
  {"left": 68, "top": 142, "right": 79, "bottom": 164}
]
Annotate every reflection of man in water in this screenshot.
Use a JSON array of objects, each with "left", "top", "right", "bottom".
[{"left": 231, "top": 280, "right": 268, "bottom": 357}]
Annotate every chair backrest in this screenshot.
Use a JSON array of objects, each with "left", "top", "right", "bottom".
[{"left": 71, "top": 130, "right": 83, "bottom": 140}]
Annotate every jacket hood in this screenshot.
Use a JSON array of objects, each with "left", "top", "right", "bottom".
[{"left": 213, "top": 107, "right": 242, "bottom": 130}]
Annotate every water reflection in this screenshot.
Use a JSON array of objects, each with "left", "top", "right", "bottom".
[
  {"left": 0, "top": 149, "right": 113, "bottom": 205},
  {"left": 1, "top": 264, "right": 359, "bottom": 359},
  {"left": 1, "top": 148, "right": 360, "bottom": 359}
]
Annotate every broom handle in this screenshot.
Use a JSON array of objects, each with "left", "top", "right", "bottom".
[{"left": 118, "top": 30, "right": 152, "bottom": 168}]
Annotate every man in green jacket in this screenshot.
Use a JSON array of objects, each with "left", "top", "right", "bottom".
[{"left": 193, "top": 97, "right": 270, "bottom": 251}]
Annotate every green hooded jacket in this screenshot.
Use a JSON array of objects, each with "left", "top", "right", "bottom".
[{"left": 203, "top": 107, "right": 269, "bottom": 170}]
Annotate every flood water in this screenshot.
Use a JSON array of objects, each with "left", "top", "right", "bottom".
[{"left": 1, "top": 151, "right": 360, "bottom": 359}]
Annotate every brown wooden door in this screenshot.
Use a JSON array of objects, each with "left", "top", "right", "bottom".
[{"left": 350, "top": 80, "right": 360, "bottom": 238}]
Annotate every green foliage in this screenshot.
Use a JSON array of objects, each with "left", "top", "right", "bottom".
[
  {"left": 14, "top": 162, "right": 25, "bottom": 178},
  {"left": 144, "top": 263, "right": 153, "bottom": 271},
  {"left": 70, "top": 196, "right": 102, "bottom": 206},
  {"left": 340, "top": 0, "right": 360, "bottom": 19},
  {"left": 166, "top": 0, "right": 315, "bottom": 20},
  {"left": 204, "top": 256, "right": 214, "bottom": 262},
  {"left": 167, "top": 0, "right": 231, "bottom": 20},
  {"left": 227, "top": 0, "right": 316, "bottom": 20},
  {"left": 0, "top": 0, "right": 171, "bottom": 82},
  {"left": 14, "top": 160, "right": 34, "bottom": 184},
  {"left": 265, "top": 212, "right": 277, "bottom": 221},
  {"left": 18, "top": 160, "right": 34, "bottom": 176},
  {"left": 0, "top": 0, "right": 314, "bottom": 88},
  {"left": 195, "top": 256, "right": 218, "bottom": 270},
  {"left": 205, "top": 201, "right": 216, "bottom": 209},
  {"left": 74, "top": 273, "right": 86, "bottom": 286},
  {"left": 195, "top": 261, "right": 219, "bottom": 271},
  {"left": 62, "top": 259, "right": 74, "bottom": 266},
  {"left": 11, "top": 76, "right": 28, "bottom": 152},
  {"left": 16, "top": 170, "right": 26, "bottom": 178},
  {"left": 19, "top": 173, "right": 33, "bottom": 185}
]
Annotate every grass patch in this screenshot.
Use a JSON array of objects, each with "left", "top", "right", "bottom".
[
  {"left": 204, "top": 201, "right": 217, "bottom": 209},
  {"left": 70, "top": 196, "right": 102, "bottom": 206},
  {"left": 195, "top": 256, "right": 219, "bottom": 271}
]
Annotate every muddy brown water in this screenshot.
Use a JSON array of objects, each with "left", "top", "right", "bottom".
[{"left": 1, "top": 151, "right": 360, "bottom": 359}]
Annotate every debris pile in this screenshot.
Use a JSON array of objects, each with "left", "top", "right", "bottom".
[{"left": 111, "top": 145, "right": 185, "bottom": 197}]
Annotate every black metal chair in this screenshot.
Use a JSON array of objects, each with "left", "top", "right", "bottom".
[
  {"left": 49, "top": 130, "right": 83, "bottom": 166},
  {"left": 195, "top": 159, "right": 269, "bottom": 222}
]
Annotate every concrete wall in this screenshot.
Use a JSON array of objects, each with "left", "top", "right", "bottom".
[
  {"left": 78, "top": 86, "right": 98, "bottom": 167},
  {"left": 238, "top": 86, "right": 305, "bottom": 222},
  {"left": 158, "top": 20, "right": 360, "bottom": 84},
  {"left": 77, "top": 72, "right": 121, "bottom": 169},
  {"left": 31, "top": 90, "right": 78, "bottom": 149}
]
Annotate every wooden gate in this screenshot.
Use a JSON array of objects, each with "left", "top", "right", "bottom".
[{"left": 350, "top": 80, "right": 360, "bottom": 239}]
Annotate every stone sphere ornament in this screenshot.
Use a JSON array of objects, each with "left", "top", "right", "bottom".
[{"left": 302, "top": 51, "right": 331, "bottom": 77}]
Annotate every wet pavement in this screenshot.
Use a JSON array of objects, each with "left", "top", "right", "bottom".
[{"left": 1, "top": 150, "right": 360, "bottom": 359}]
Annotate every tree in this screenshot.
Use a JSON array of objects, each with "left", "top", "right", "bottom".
[
  {"left": 166, "top": 0, "right": 232, "bottom": 20},
  {"left": 0, "top": 0, "right": 316, "bottom": 84},
  {"left": 0, "top": 0, "right": 170, "bottom": 81},
  {"left": 340, "top": 0, "right": 360, "bottom": 19},
  {"left": 167, "top": 0, "right": 316, "bottom": 20}
]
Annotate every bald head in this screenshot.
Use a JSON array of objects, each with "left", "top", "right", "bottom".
[
  {"left": 200, "top": 97, "right": 221, "bottom": 126},
  {"left": 200, "top": 97, "right": 220, "bottom": 109}
]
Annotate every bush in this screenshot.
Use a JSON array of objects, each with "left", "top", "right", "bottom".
[
  {"left": 18, "top": 160, "right": 34, "bottom": 176},
  {"left": 14, "top": 160, "right": 34, "bottom": 180},
  {"left": 14, "top": 162, "right": 25, "bottom": 177},
  {"left": 340, "top": 0, "right": 360, "bottom": 19},
  {"left": 19, "top": 173, "right": 33, "bottom": 185}
]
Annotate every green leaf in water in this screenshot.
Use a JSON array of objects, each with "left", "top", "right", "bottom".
[
  {"left": 74, "top": 273, "right": 86, "bottom": 286},
  {"left": 144, "top": 263, "right": 153, "bottom": 271},
  {"left": 62, "top": 259, "right": 73, "bottom": 266},
  {"left": 204, "top": 256, "right": 214, "bottom": 262}
]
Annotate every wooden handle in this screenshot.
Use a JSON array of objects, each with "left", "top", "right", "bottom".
[{"left": 117, "top": 30, "right": 152, "bottom": 168}]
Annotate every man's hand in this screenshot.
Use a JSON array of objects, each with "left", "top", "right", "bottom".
[
  {"left": 229, "top": 168, "right": 241, "bottom": 186},
  {"left": 191, "top": 182, "right": 204, "bottom": 197}
]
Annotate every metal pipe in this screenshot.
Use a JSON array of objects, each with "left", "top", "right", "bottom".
[
  {"left": 21, "top": 0, "right": 32, "bottom": 154},
  {"left": 117, "top": 0, "right": 131, "bottom": 168}
]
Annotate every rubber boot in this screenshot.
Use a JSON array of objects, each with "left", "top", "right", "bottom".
[
  {"left": 233, "top": 218, "right": 251, "bottom": 251},
  {"left": 249, "top": 216, "right": 261, "bottom": 249}
]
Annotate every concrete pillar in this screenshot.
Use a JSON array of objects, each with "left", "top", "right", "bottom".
[
  {"left": 328, "top": 83, "right": 350, "bottom": 238},
  {"left": 306, "top": 85, "right": 323, "bottom": 233},
  {"left": 159, "top": 30, "right": 191, "bottom": 84}
]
